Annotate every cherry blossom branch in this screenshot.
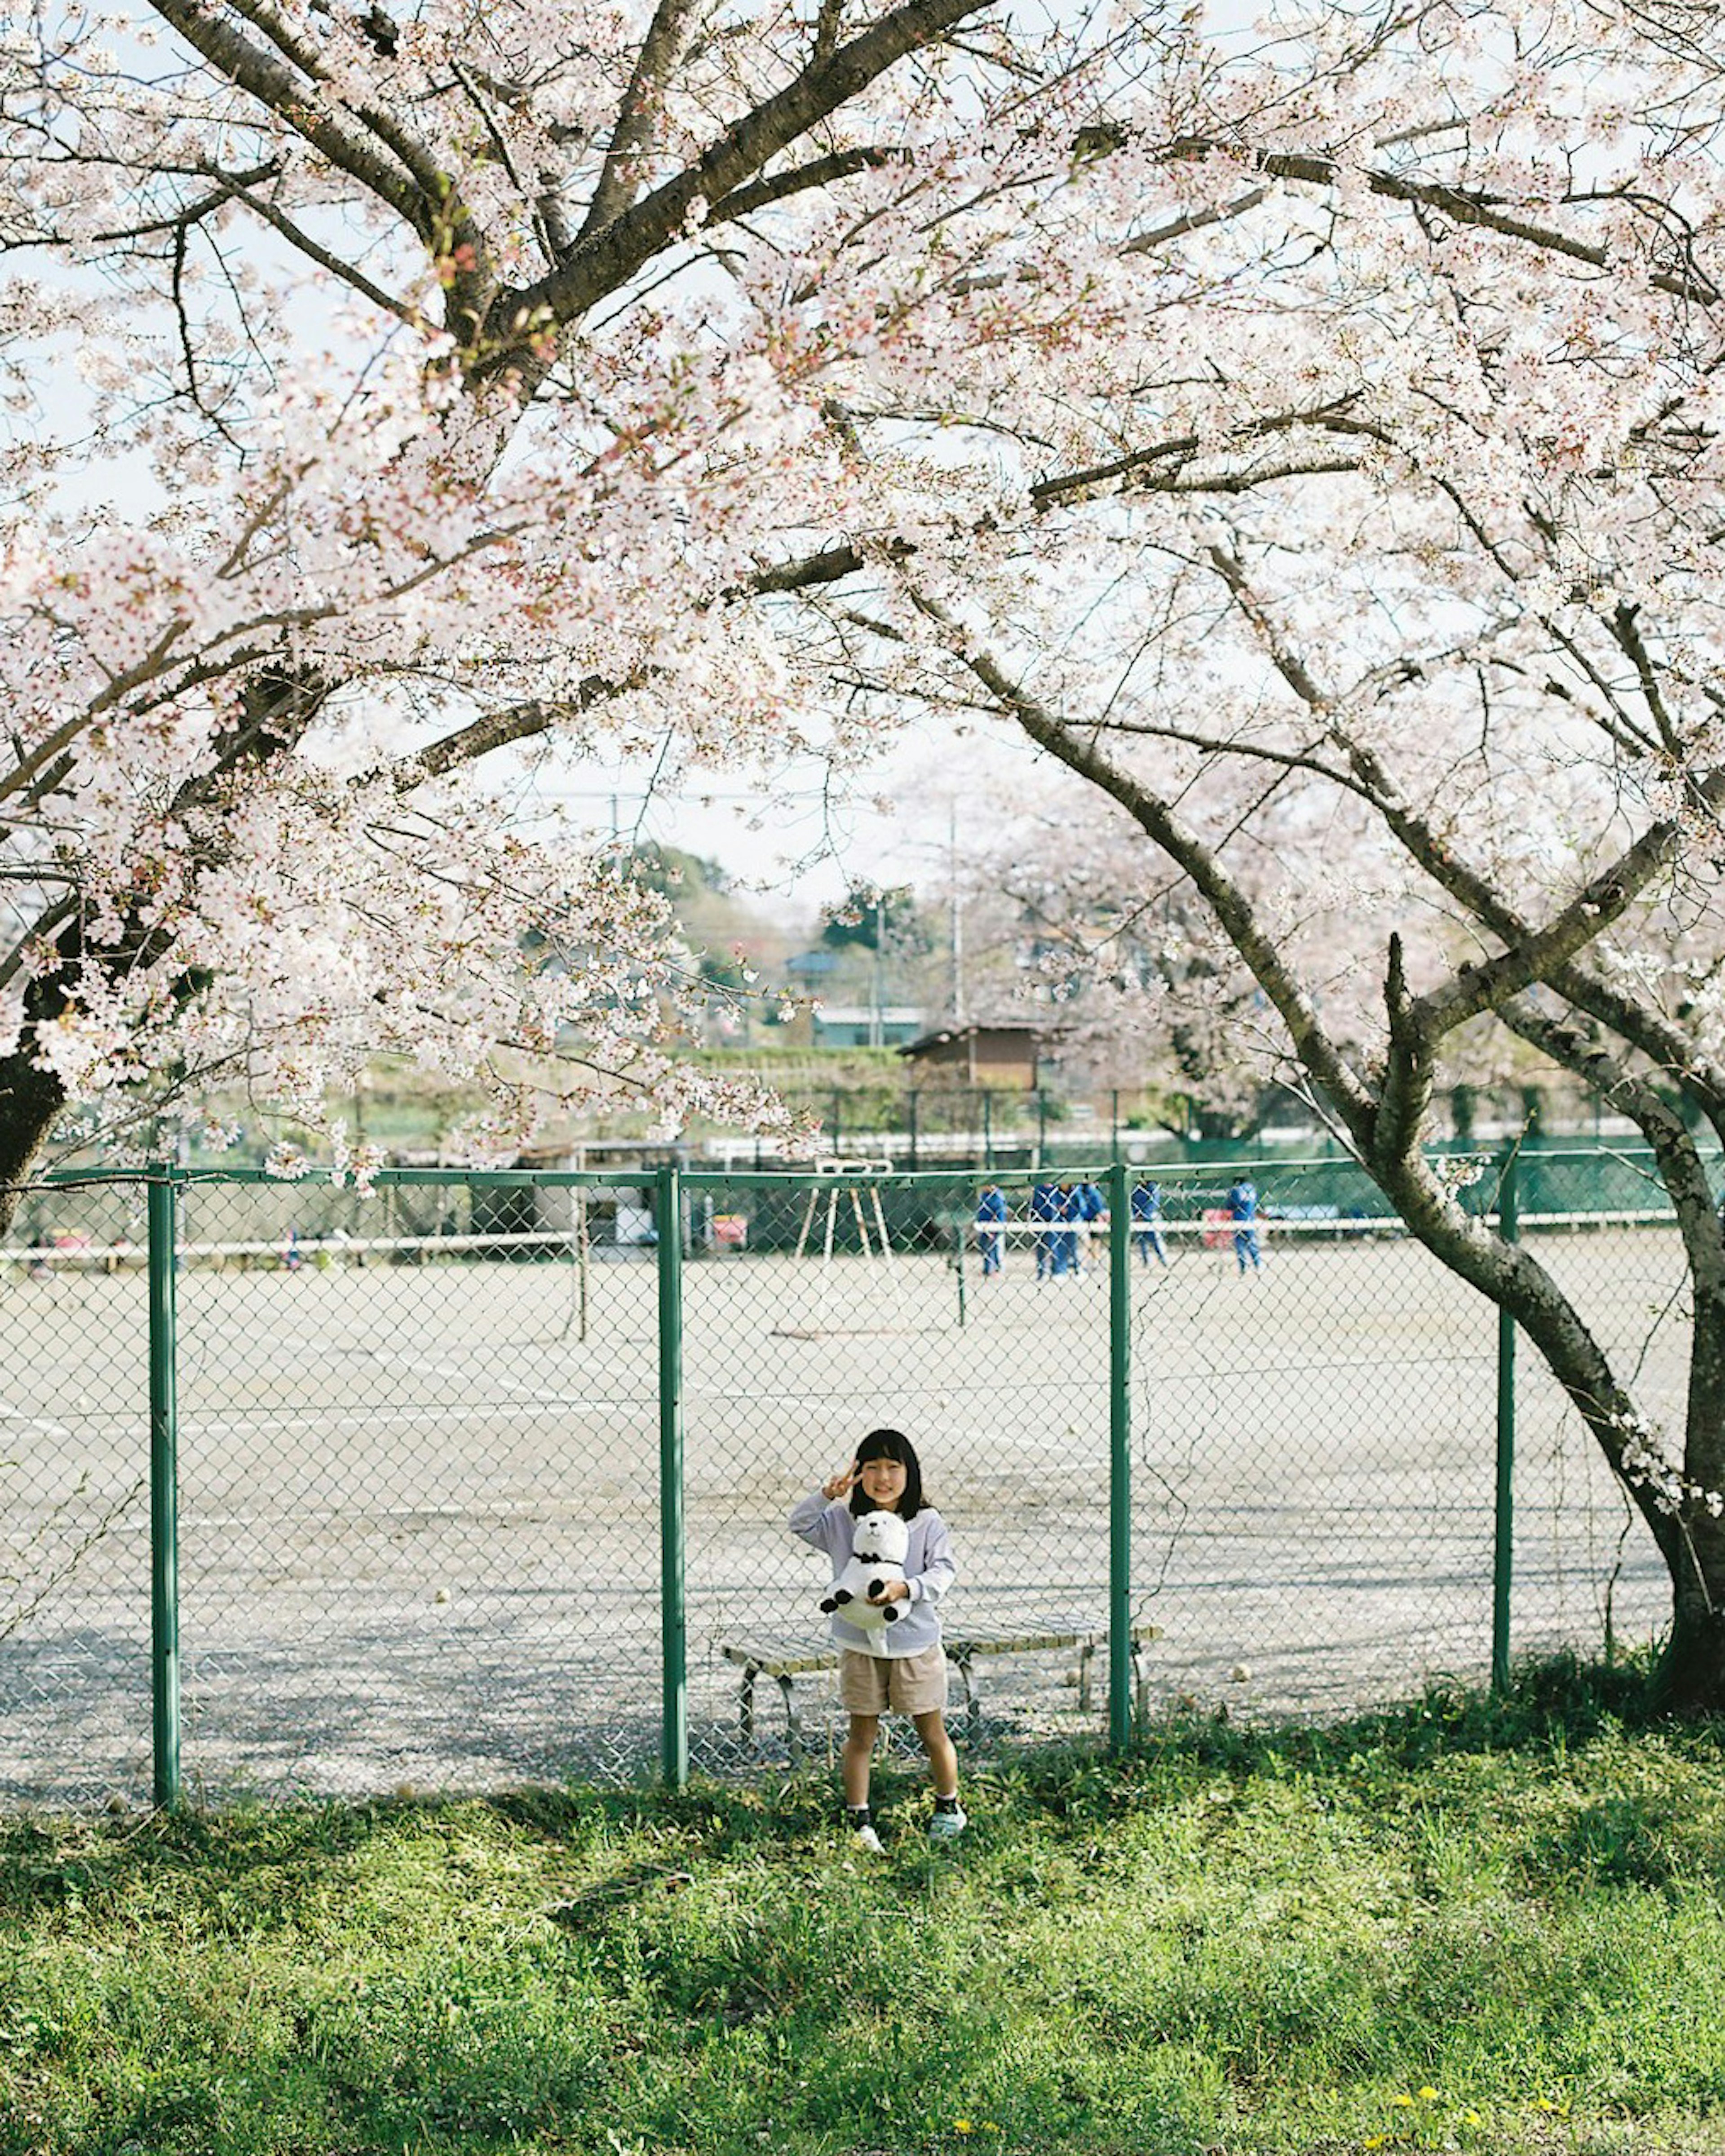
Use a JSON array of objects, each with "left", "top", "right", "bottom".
[
  {"left": 411, "top": 671, "right": 655, "bottom": 778},
  {"left": 211, "top": 0, "right": 458, "bottom": 223},
  {"left": 898, "top": 582, "right": 1383, "bottom": 1140},
  {"left": 1163, "top": 135, "right": 1722, "bottom": 305},
  {"left": 580, "top": 0, "right": 707, "bottom": 239},
  {"left": 1545, "top": 952, "right": 1725, "bottom": 1151},
  {"left": 1396, "top": 826, "right": 1676, "bottom": 1043},
  {"left": 1028, "top": 401, "right": 1383, "bottom": 509},
  {"left": 201, "top": 170, "right": 424, "bottom": 325},
  {"left": 146, "top": 0, "right": 440, "bottom": 239},
  {"left": 482, "top": 0, "right": 994, "bottom": 363},
  {"left": 708, "top": 147, "right": 911, "bottom": 225},
  {"left": 1498, "top": 994, "right": 1725, "bottom": 1347},
  {"left": 1190, "top": 537, "right": 1725, "bottom": 1165}
]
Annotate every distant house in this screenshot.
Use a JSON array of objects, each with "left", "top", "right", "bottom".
[
  {"left": 898, "top": 1023, "right": 1047, "bottom": 1091},
  {"left": 783, "top": 949, "right": 841, "bottom": 982},
  {"left": 812, "top": 1004, "right": 925, "bottom": 1048}
]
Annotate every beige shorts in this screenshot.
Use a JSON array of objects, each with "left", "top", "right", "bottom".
[{"left": 838, "top": 1643, "right": 949, "bottom": 1718}]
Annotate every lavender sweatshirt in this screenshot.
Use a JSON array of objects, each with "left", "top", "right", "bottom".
[{"left": 789, "top": 1490, "right": 958, "bottom": 1658}]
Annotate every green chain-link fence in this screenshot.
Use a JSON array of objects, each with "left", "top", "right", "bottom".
[{"left": 0, "top": 1151, "right": 1686, "bottom": 1808}]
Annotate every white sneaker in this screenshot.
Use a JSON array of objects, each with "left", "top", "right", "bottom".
[
  {"left": 853, "top": 1822, "right": 886, "bottom": 1855},
  {"left": 928, "top": 1804, "right": 968, "bottom": 1843}
]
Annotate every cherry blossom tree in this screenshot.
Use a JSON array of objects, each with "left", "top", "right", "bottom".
[
  {"left": 759, "top": 0, "right": 1725, "bottom": 1702},
  {"left": 971, "top": 810, "right": 1295, "bottom": 1136},
  {"left": 4, "top": 0, "right": 1128, "bottom": 1193}
]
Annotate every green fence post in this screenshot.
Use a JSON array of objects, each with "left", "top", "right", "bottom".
[
  {"left": 1492, "top": 1144, "right": 1520, "bottom": 1696},
  {"left": 657, "top": 1164, "right": 688, "bottom": 1787},
  {"left": 147, "top": 1169, "right": 182, "bottom": 1808},
  {"left": 1108, "top": 1158, "right": 1133, "bottom": 1750}
]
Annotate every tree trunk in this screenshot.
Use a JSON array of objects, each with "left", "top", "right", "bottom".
[
  {"left": 1651, "top": 1590, "right": 1725, "bottom": 1712},
  {"left": 1365, "top": 1144, "right": 1717, "bottom": 1679},
  {"left": 1643, "top": 1271, "right": 1725, "bottom": 1706},
  {"left": 0, "top": 1049, "right": 66, "bottom": 1238}
]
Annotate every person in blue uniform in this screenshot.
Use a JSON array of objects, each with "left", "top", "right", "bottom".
[
  {"left": 1030, "top": 1178, "right": 1061, "bottom": 1280},
  {"left": 1073, "top": 1179, "right": 1108, "bottom": 1276},
  {"left": 1131, "top": 1180, "right": 1168, "bottom": 1267},
  {"left": 1226, "top": 1175, "right": 1261, "bottom": 1273},
  {"left": 1052, "top": 1180, "right": 1082, "bottom": 1277},
  {"left": 975, "top": 1182, "right": 1008, "bottom": 1276}
]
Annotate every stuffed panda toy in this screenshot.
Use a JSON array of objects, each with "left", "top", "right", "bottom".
[{"left": 820, "top": 1508, "right": 910, "bottom": 1627}]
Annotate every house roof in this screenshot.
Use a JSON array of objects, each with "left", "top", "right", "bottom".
[
  {"left": 814, "top": 1004, "right": 924, "bottom": 1027},
  {"left": 898, "top": 1021, "right": 1050, "bottom": 1058}
]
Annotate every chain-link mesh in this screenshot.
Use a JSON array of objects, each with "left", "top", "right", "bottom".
[
  {"left": 682, "top": 1167, "right": 1110, "bottom": 1775},
  {"left": 1, "top": 1177, "right": 155, "bottom": 1807},
  {"left": 1509, "top": 1220, "right": 1679, "bottom": 1659},
  {"left": 0, "top": 1150, "right": 1698, "bottom": 1806},
  {"left": 168, "top": 1174, "right": 666, "bottom": 1798},
  {"left": 1113, "top": 1162, "right": 1665, "bottom": 1720}
]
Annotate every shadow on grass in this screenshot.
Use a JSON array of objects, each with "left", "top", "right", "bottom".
[
  {"left": 0, "top": 1769, "right": 841, "bottom": 1927},
  {"left": 969, "top": 1645, "right": 1725, "bottom": 1819},
  {"left": 5, "top": 1651, "right": 1721, "bottom": 1898}
]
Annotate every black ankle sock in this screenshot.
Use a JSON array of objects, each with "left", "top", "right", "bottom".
[
  {"left": 934, "top": 1794, "right": 960, "bottom": 1814},
  {"left": 847, "top": 1805, "right": 872, "bottom": 1827}
]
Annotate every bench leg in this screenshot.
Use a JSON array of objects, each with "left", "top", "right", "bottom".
[
  {"left": 951, "top": 1651, "right": 981, "bottom": 1745},
  {"left": 776, "top": 1672, "right": 802, "bottom": 1766},
  {"left": 1077, "top": 1639, "right": 1096, "bottom": 1715},
  {"left": 1129, "top": 1638, "right": 1149, "bottom": 1733},
  {"left": 739, "top": 1664, "right": 757, "bottom": 1744}
]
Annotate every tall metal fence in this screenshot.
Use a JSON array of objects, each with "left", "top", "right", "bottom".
[{"left": 0, "top": 1150, "right": 1687, "bottom": 1810}]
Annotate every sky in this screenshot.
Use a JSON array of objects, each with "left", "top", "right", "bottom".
[{"left": 545, "top": 716, "right": 1044, "bottom": 921}]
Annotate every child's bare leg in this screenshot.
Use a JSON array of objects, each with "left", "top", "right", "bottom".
[
  {"left": 913, "top": 1710, "right": 959, "bottom": 1799},
  {"left": 842, "top": 1714, "right": 880, "bottom": 1808}
]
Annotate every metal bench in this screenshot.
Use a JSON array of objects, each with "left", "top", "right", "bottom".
[{"left": 720, "top": 1622, "right": 1163, "bottom": 1760}]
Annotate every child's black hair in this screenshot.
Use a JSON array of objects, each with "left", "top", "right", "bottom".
[{"left": 848, "top": 1427, "right": 927, "bottom": 1518}]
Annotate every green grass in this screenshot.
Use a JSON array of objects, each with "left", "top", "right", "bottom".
[{"left": 6, "top": 1661, "right": 1725, "bottom": 2156}]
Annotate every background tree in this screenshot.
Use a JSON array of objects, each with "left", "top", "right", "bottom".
[
  {"left": 630, "top": 845, "right": 790, "bottom": 1029},
  {"left": 818, "top": 884, "right": 930, "bottom": 959},
  {"left": 986, "top": 805, "right": 1573, "bottom": 1139},
  {"left": 984, "top": 813, "right": 1284, "bottom": 1138}
]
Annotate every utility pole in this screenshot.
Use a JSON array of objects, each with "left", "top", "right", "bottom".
[
  {"left": 869, "top": 892, "right": 885, "bottom": 1048},
  {"left": 949, "top": 802, "right": 965, "bottom": 1025}
]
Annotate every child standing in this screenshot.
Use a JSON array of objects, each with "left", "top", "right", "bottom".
[{"left": 790, "top": 1427, "right": 966, "bottom": 1852}]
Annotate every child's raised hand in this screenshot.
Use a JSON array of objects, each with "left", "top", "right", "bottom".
[{"left": 821, "top": 1460, "right": 861, "bottom": 1502}]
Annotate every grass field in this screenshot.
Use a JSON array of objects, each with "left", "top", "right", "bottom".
[{"left": 4, "top": 1661, "right": 1725, "bottom": 2156}]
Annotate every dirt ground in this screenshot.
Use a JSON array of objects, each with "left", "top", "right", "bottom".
[{"left": 0, "top": 1221, "right": 1679, "bottom": 1805}]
